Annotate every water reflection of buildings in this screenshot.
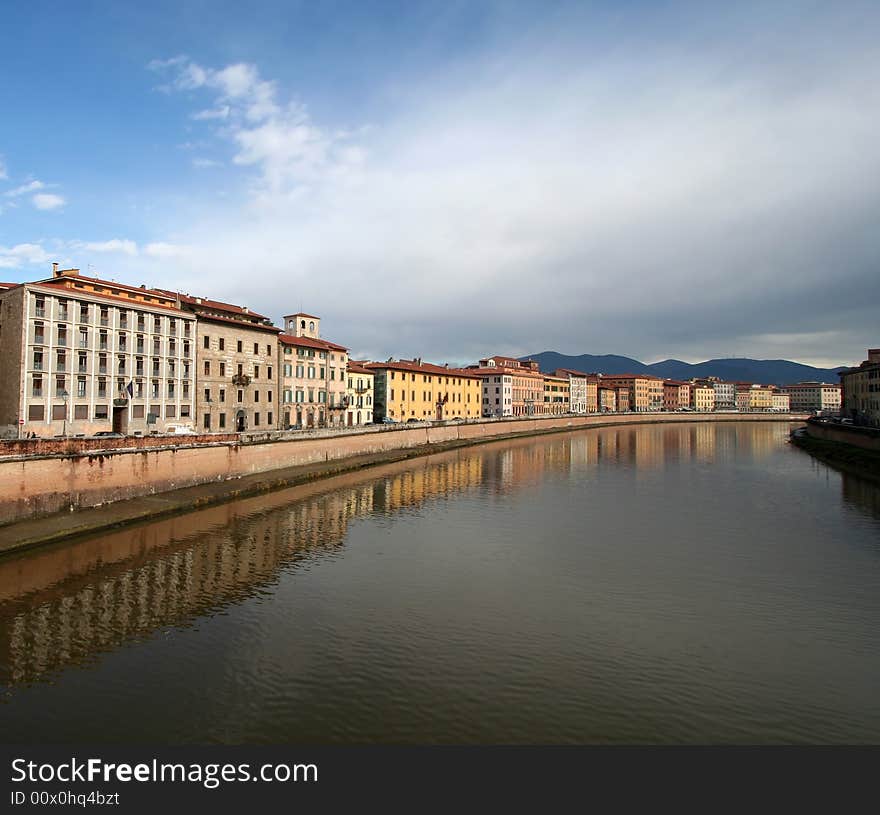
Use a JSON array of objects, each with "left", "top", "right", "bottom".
[
  {"left": 841, "top": 472, "right": 880, "bottom": 523},
  {"left": 0, "top": 422, "right": 796, "bottom": 686},
  {"left": 0, "top": 454, "right": 483, "bottom": 686}
]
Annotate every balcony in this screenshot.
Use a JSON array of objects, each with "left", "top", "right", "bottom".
[{"left": 232, "top": 373, "right": 251, "bottom": 386}]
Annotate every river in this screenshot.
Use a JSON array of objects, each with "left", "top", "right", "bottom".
[{"left": 1, "top": 421, "right": 879, "bottom": 743}]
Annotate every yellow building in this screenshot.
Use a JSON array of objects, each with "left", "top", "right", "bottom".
[
  {"left": 690, "top": 384, "right": 716, "bottom": 412},
  {"left": 749, "top": 385, "right": 774, "bottom": 411},
  {"left": 542, "top": 374, "right": 570, "bottom": 415},
  {"left": 366, "top": 358, "right": 482, "bottom": 422}
]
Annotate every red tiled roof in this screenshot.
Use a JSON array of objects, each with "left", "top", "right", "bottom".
[
  {"left": 39, "top": 271, "right": 176, "bottom": 301},
  {"left": 365, "top": 359, "right": 482, "bottom": 379},
  {"left": 27, "top": 281, "right": 187, "bottom": 314},
  {"left": 553, "top": 368, "right": 593, "bottom": 378},
  {"left": 196, "top": 312, "right": 281, "bottom": 333},
  {"left": 598, "top": 373, "right": 663, "bottom": 381},
  {"left": 175, "top": 292, "right": 269, "bottom": 320},
  {"left": 347, "top": 362, "right": 373, "bottom": 375},
  {"left": 278, "top": 333, "right": 347, "bottom": 352},
  {"left": 0, "top": 282, "right": 20, "bottom": 291},
  {"left": 286, "top": 312, "right": 321, "bottom": 320}
]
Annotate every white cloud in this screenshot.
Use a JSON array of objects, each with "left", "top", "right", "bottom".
[
  {"left": 192, "top": 106, "right": 230, "bottom": 121},
  {"left": 144, "top": 242, "right": 189, "bottom": 259},
  {"left": 144, "top": 9, "right": 880, "bottom": 365},
  {"left": 32, "top": 193, "right": 65, "bottom": 210},
  {"left": 74, "top": 239, "right": 139, "bottom": 256},
  {"left": 5, "top": 179, "right": 45, "bottom": 197},
  {"left": 0, "top": 243, "right": 52, "bottom": 269}
]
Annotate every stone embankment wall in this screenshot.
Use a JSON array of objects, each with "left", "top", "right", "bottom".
[
  {"left": 0, "top": 413, "right": 806, "bottom": 526},
  {"left": 803, "top": 419, "right": 880, "bottom": 452}
]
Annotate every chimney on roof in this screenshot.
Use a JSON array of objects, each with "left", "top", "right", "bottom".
[
  {"left": 242, "top": 306, "right": 249, "bottom": 313},
  {"left": 415, "top": 357, "right": 422, "bottom": 366},
  {"left": 52, "top": 262, "right": 59, "bottom": 276},
  {"left": 195, "top": 297, "right": 202, "bottom": 304}
]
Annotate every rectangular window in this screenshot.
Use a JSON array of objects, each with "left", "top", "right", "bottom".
[
  {"left": 95, "top": 405, "right": 108, "bottom": 420},
  {"left": 219, "top": 413, "right": 226, "bottom": 428},
  {"left": 154, "top": 317, "right": 161, "bottom": 333},
  {"left": 254, "top": 391, "right": 260, "bottom": 403},
  {"left": 219, "top": 388, "right": 226, "bottom": 404},
  {"left": 33, "top": 350, "right": 43, "bottom": 371},
  {"left": 57, "top": 325, "right": 68, "bottom": 346},
  {"left": 254, "top": 365, "right": 260, "bottom": 379},
  {"left": 203, "top": 335, "right": 210, "bottom": 349},
  {"left": 29, "top": 404, "right": 44, "bottom": 421},
  {"left": 267, "top": 344, "right": 272, "bottom": 355},
  {"left": 267, "top": 390, "right": 272, "bottom": 403},
  {"left": 97, "top": 378, "right": 107, "bottom": 398},
  {"left": 77, "top": 377, "right": 86, "bottom": 398},
  {"left": 219, "top": 338, "right": 225, "bottom": 351},
  {"left": 32, "top": 375, "right": 43, "bottom": 397},
  {"left": 34, "top": 323, "right": 45, "bottom": 345},
  {"left": 58, "top": 300, "right": 68, "bottom": 320},
  {"left": 74, "top": 404, "right": 88, "bottom": 420},
  {"left": 254, "top": 343, "right": 259, "bottom": 355},
  {"left": 254, "top": 412, "right": 260, "bottom": 426},
  {"left": 204, "top": 360, "right": 211, "bottom": 376},
  {"left": 166, "top": 405, "right": 177, "bottom": 418},
  {"left": 237, "top": 389, "right": 243, "bottom": 403},
  {"left": 203, "top": 413, "right": 211, "bottom": 430},
  {"left": 219, "top": 362, "right": 226, "bottom": 376},
  {"left": 80, "top": 304, "right": 89, "bottom": 323},
  {"left": 267, "top": 411, "right": 273, "bottom": 426},
  {"left": 204, "top": 387, "right": 211, "bottom": 403},
  {"left": 268, "top": 366, "right": 273, "bottom": 379},
  {"left": 237, "top": 340, "right": 243, "bottom": 353}
]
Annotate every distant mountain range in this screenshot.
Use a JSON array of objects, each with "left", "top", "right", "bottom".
[{"left": 521, "top": 352, "right": 847, "bottom": 386}]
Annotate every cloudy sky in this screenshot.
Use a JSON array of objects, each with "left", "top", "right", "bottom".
[{"left": 1, "top": 1, "right": 877, "bottom": 367}]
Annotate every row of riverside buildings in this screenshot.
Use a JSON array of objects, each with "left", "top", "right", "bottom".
[{"left": 0, "top": 265, "right": 859, "bottom": 439}]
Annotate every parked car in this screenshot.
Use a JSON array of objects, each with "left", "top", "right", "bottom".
[
  {"left": 379, "top": 417, "right": 397, "bottom": 424},
  {"left": 406, "top": 418, "right": 422, "bottom": 424},
  {"left": 93, "top": 431, "right": 124, "bottom": 438}
]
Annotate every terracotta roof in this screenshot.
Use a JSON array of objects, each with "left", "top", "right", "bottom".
[
  {"left": 0, "top": 282, "right": 20, "bottom": 291},
  {"left": 553, "top": 368, "right": 593, "bottom": 378},
  {"left": 464, "top": 365, "right": 544, "bottom": 379},
  {"left": 175, "top": 292, "right": 269, "bottom": 320},
  {"left": 347, "top": 363, "right": 373, "bottom": 376},
  {"left": 365, "top": 359, "right": 482, "bottom": 380},
  {"left": 26, "top": 281, "right": 188, "bottom": 314},
  {"left": 196, "top": 312, "right": 281, "bottom": 333},
  {"left": 286, "top": 312, "right": 321, "bottom": 320},
  {"left": 598, "top": 373, "right": 663, "bottom": 381},
  {"left": 38, "top": 271, "right": 176, "bottom": 301},
  {"left": 278, "top": 333, "right": 347, "bottom": 352}
]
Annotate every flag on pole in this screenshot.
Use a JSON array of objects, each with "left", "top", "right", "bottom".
[{"left": 126, "top": 380, "right": 134, "bottom": 398}]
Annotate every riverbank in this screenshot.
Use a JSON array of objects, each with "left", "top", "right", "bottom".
[
  {"left": 790, "top": 430, "right": 880, "bottom": 485},
  {"left": 0, "top": 413, "right": 807, "bottom": 555}
]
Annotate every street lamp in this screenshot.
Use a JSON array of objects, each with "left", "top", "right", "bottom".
[{"left": 60, "top": 389, "right": 70, "bottom": 437}]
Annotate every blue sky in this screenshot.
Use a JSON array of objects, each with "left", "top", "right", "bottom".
[{"left": 2, "top": 1, "right": 879, "bottom": 366}]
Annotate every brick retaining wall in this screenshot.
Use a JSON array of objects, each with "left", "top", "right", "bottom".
[{"left": 0, "top": 413, "right": 807, "bottom": 526}]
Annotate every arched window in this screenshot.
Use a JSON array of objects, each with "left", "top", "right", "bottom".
[{"left": 309, "top": 321, "right": 315, "bottom": 332}]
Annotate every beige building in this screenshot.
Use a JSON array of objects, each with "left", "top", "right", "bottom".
[
  {"left": 467, "top": 356, "right": 545, "bottom": 417},
  {"left": 174, "top": 294, "right": 280, "bottom": 433},
  {"left": 552, "top": 369, "right": 592, "bottom": 414},
  {"left": 771, "top": 391, "right": 791, "bottom": 412},
  {"left": 278, "top": 314, "right": 348, "bottom": 429},
  {"left": 777, "top": 381, "right": 842, "bottom": 414},
  {"left": 598, "top": 386, "right": 617, "bottom": 412},
  {"left": 368, "top": 358, "right": 482, "bottom": 421},
  {"left": 0, "top": 267, "right": 196, "bottom": 438},
  {"left": 598, "top": 374, "right": 664, "bottom": 412},
  {"left": 346, "top": 361, "right": 374, "bottom": 426},
  {"left": 839, "top": 349, "right": 880, "bottom": 426}
]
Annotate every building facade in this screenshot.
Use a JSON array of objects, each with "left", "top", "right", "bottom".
[
  {"left": 368, "top": 359, "right": 482, "bottom": 421},
  {"left": 839, "top": 349, "right": 880, "bottom": 426},
  {"left": 690, "top": 383, "right": 716, "bottom": 412},
  {"left": 710, "top": 379, "right": 736, "bottom": 410},
  {"left": 279, "top": 314, "right": 348, "bottom": 429},
  {"left": 0, "top": 267, "right": 196, "bottom": 438},
  {"left": 777, "top": 381, "right": 843, "bottom": 414},
  {"left": 771, "top": 391, "right": 791, "bottom": 412},
  {"left": 176, "top": 294, "right": 280, "bottom": 433},
  {"left": 346, "top": 362, "right": 374, "bottom": 426},
  {"left": 598, "top": 374, "right": 664, "bottom": 412},
  {"left": 552, "top": 369, "right": 589, "bottom": 414},
  {"left": 542, "top": 374, "right": 570, "bottom": 415},
  {"left": 467, "top": 356, "right": 545, "bottom": 417},
  {"left": 598, "top": 387, "right": 616, "bottom": 412}
]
